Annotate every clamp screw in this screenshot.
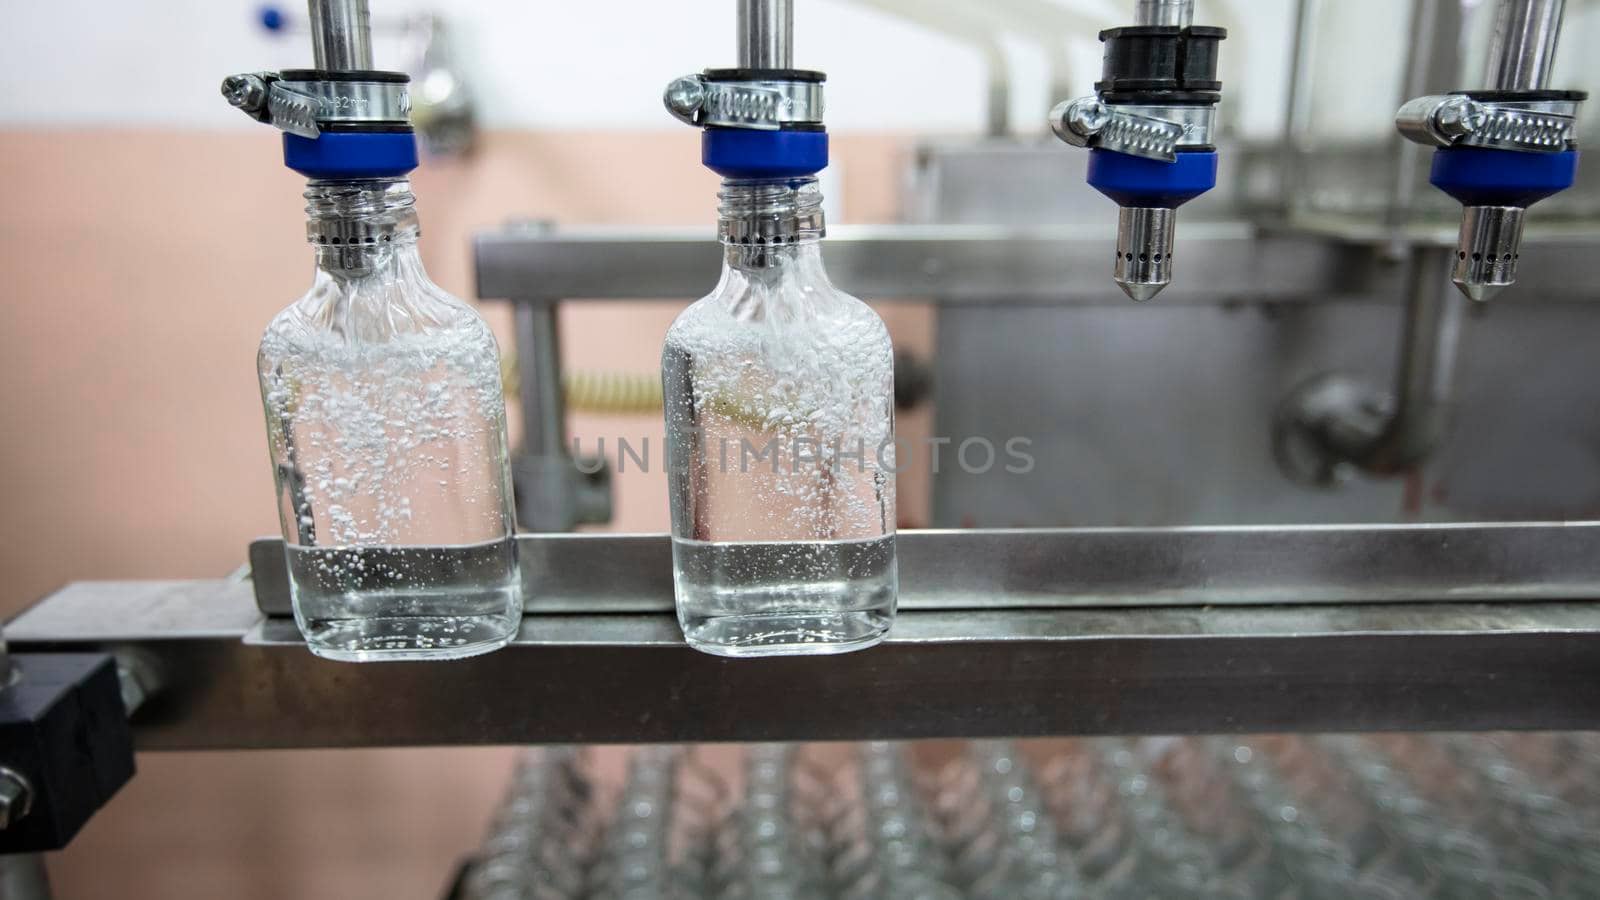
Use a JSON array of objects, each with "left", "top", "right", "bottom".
[
  {"left": 663, "top": 76, "right": 707, "bottom": 126},
  {"left": 221, "top": 74, "right": 270, "bottom": 115},
  {"left": 1433, "top": 95, "right": 1484, "bottom": 141},
  {"left": 1396, "top": 94, "right": 1501, "bottom": 148},
  {"left": 1050, "top": 98, "right": 1110, "bottom": 147},
  {"left": 0, "top": 767, "right": 33, "bottom": 830}
]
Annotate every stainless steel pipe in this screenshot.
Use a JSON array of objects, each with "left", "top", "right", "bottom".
[
  {"left": 1358, "top": 247, "right": 1465, "bottom": 473},
  {"left": 1135, "top": 0, "right": 1194, "bottom": 28},
  {"left": 516, "top": 303, "right": 566, "bottom": 459},
  {"left": 738, "top": 0, "right": 794, "bottom": 69},
  {"left": 1273, "top": 248, "right": 1466, "bottom": 481},
  {"left": 308, "top": 0, "right": 374, "bottom": 71},
  {"left": 1484, "top": 0, "right": 1565, "bottom": 91}
]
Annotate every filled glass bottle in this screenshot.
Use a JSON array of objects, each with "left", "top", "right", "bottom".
[
  {"left": 662, "top": 177, "right": 897, "bottom": 657},
  {"left": 259, "top": 178, "right": 521, "bottom": 662}
]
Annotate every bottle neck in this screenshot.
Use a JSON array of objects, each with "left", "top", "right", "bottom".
[
  {"left": 305, "top": 178, "right": 421, "bottom": 277},
  {"left": 717, "top": 177, "right": 826, "bottom": 272}
]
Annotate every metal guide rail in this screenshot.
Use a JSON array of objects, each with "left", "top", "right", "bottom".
[
  {"left": 473, "top": 223, "right": 1600, "bottom": 305},
  {"left": 246, "top": 524, "right": 1600, "bottom": 616},
  {"left": 7, "top": 524, "right": 1600, "bottom": 749}
]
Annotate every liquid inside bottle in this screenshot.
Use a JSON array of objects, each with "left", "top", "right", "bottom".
[
  {"left": 260, "top": 179, "right": 521, "bottom": 661},
  {"left": 662, "top": 178, "right": 897, "bottom": 656}
]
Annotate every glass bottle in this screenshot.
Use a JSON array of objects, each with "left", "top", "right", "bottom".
[
  {"left": 259, "top": 178, "right": 521, "bottom": 661},
  {"left": 662, "top": 177, "right": 897, "bottom": 657}
]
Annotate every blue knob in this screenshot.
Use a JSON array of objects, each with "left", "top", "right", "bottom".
[{"left": 258, "top": 5, "right": 287, "bottom": 33}]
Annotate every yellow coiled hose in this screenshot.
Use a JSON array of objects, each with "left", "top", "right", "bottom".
[{"left": 503, "top": 357, "right": 663, "bottom": 415}]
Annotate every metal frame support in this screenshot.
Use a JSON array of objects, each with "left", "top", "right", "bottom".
[
  {"left": 248, "top": 524, "right": 1600, "bottom": 617},
  {"left": 508, "top": 300, "right": 611, "bottom": 533},
  {"left": 515, "top": 303, "right": 566, "bottom": 460},
  {"left": 473, "top": 224, "right": 1600, "bottom": 304},
  {"left": 488, "top": 220, "right": 614, "bottom": 532},
  {"left": 17, "top": 521, "right": 1600, "bottom": 747}
]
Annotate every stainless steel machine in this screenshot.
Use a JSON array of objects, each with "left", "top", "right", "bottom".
[
  {"left": 5, "top": 0, "right": 1600, "bottom": 897},
  {"left": 481, "top": 0, "right": 1598, "bottom": 532}
]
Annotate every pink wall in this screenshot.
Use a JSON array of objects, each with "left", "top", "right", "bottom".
[{"left": 0, "top": 128, "right": 932, "bottom": 898}]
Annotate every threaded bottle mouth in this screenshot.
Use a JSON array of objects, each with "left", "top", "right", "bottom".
[
  {"left": 304, "top": 178, "right": 420, "bottom": 246},
  {"left": 718, "top": 177, "right": 825, "bottom": 245}
]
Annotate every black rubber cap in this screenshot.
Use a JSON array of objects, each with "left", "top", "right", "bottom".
[{"left": 1096, "top": 26, "right": 1225, "bottom": 104}]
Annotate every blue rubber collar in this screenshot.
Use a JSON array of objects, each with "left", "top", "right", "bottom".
[
  {"left": 702, "top": 129, "right": 828, "bottom": 179},
  {"left": 1086, "top": 149, "right": 1218, "bottom": 209},
  {"left": 283, "top": 131, "right": 419, "bottom": 180},
  {"left": 1430, "top": 147, "right": 1580, "bottom": 208}
]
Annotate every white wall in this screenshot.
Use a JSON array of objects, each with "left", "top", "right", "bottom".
[{"left": 1, "top": 0, "right": 1301, "bottom": 137}]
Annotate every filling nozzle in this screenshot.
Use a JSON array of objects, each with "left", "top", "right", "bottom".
[
  {"left": 1395, "top": 0, "right": 1584, "bottom": 302},
  {"left": 1047, "top": 3, "right": 1224, "bottom": 301},
  {"left": 1115, "top": 207, "right": 1176, "bottom": 302},
  {"left": 662, "top": 0, "right": 828, "bottom": 182},
  {"left": 1452, "top": 205, "right": 1526, "bottom": 302},
  {"left": 219, "top": 0, "right": 419, "bottom": 180}
]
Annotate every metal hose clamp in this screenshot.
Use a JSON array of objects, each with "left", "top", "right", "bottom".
[
  {"left": 1396, "top": 94, "right": 1581, "bottom": 153},
  {"left": 1050, "top": 97, "right": 1216, "bottom": 163},
  {"left": 664, "top": 73, "right": 824, "bottom": 131},
  {"left": 221, "top": 70, "right": 411, "bottom": 139}
]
